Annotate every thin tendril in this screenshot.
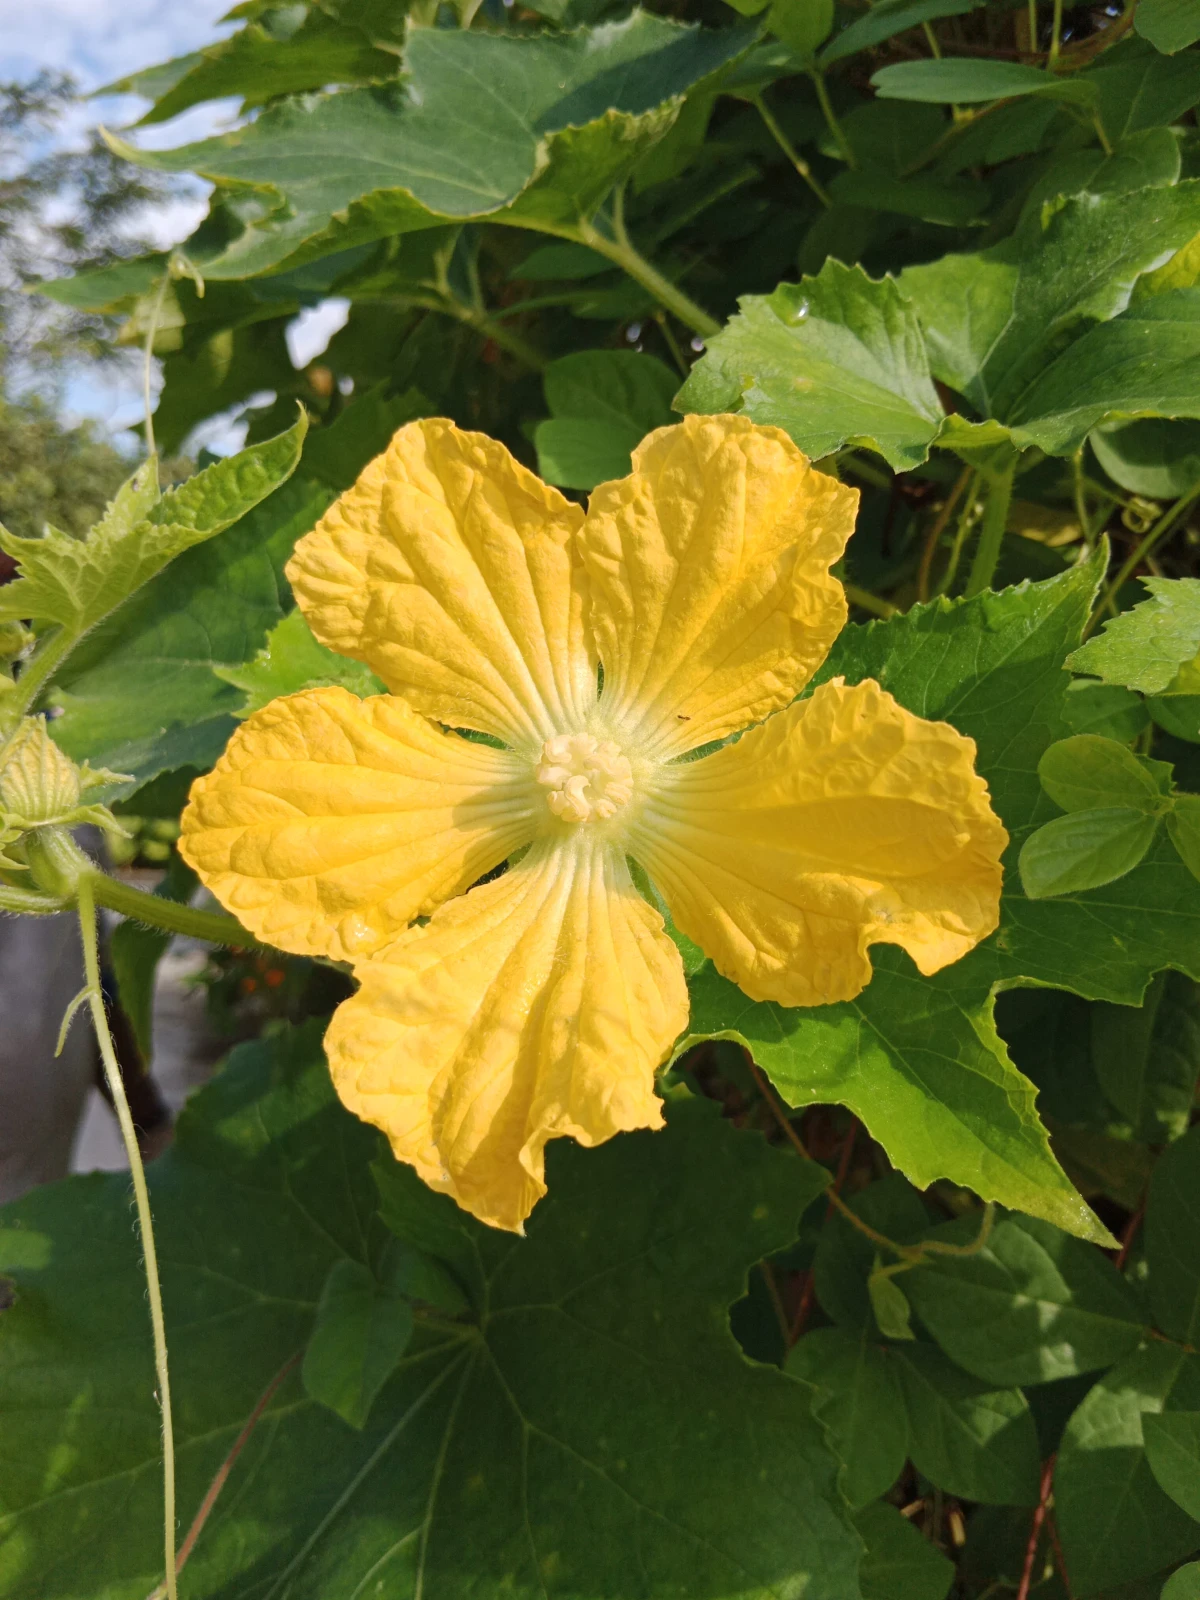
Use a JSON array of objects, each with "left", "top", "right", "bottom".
[
  {"left": 77, "top": 877, "right": 177, "bottom": 1600},
  {"left": 142, "top": 269, "right": 170, "bottom": 463}
]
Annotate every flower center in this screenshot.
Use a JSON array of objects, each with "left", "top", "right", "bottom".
[{"left": 535, "top": 733, "right": 634, "bottom": 824}]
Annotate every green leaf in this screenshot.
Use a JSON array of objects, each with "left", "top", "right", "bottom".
[
  {"left": 1061, "top": 680, "right": 1150, "bottom": 743},
  {"left": 1169, "top": 794, "right": 1200, "bottom": 879},
  {"left": 112, "top": 9, "right": 399, "bottom": 125},
  {"left": 1165, "top": 1564, "right": 1200, "bottom": 1600},
  {"left": 1017, "top": 127, "right": 1182, "bottom": 231},
  {"left": 892, "top": 1343, "right": 1042, "bottom": 1505},
  {"left": 1151, "top": 694, "right": 1200, "bottom": 742},
  {"left": 0, "top": 418, "right": 304, "bottom": 640},
  {"left": 301, "top": 1253, "right": 415, "bottom": 1430},
  {"left": 765, "top": 0, "right": 832, "bottom": 62},
  {"left": 1088, "top": 35, "right": 1200, "bottom": 138},
  {"left": 215, "top": 607, "right": 384, "bottom": 718},
  {"left": 1091, "top": 417, "right": 1200, "bottom": 499},
  {"left": 903, "top": 1213, "right": 1147, "bottom": 1385},
  {"left": 1092, "top": 971, "right": 1200, "bottom": 1143},
  {"left": 677, "top": 260, "right": 945, "bottom": 471},
  {"left": 534, "top": 349, "right": 677, "bottom": 490},
  {"left": 1136, "top": 0, "right": 1200, "bottom": 54},
  {"left": 851, "top": 1501, "right": 955, "bottom": 1600},
  {"left": 685, "top": 951, "right": 1111, "bottom": 1244},
  {"left": 0, "top": 1028, "right": 858, "bottom": 1599},
  {"left": 868, "top": 1266, "right": 916, "bottom": 1342},
  {"left": 111, "top": 16, "right": 754, "bottom": 280},
  {"left": 300, "top": 385, "right": 431, "bottom": 493},
  {"left": 899, "top": 186, "right": 1200, "bottom": 429},
  {"left": 1144, "top": 1411, "right": 1200, "bottom": 1519},
  {"left": 1147, "top": 1123, "right": 1200, "bottom": 1343},
  {"left": 1005, "top": 288, "right": 1200, "bottom": 457},
  {"left": 1038, "top": 734, "right": 1172, "bottom": 814},
  {"left": 1018, "top": 807, "right": 1161, "bottom": 898},
  {"left": 872, "top": 58, "right": 1097, "bottom": 106},
  {"left": 787, "top": 1327, "right": 909, "bottom": 1508},
  {"left": 819, "top": 0, "right": 982, "bottom": 68},
  {"left": 1056, "top": 1344, "right": 1200, "bottom": 1596},
  {"left": 1068, "top": 576, "right": 1200, "bottom": 695},
  {"left": 49, "top": 475, "right": 333, "bottom": 796}
]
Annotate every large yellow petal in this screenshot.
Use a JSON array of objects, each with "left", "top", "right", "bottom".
[
  {"left": 325, "top": 834, "right": 690, "bottom": 1231},
  {"left": 632, "top": 679, "right": 1007, "bottom": 1006},
  {"left": 179, "top": 687, "right": 535, "bottom": 962},
  {"left": 581, "top": 414, "right": 858, "bottom": 759},
  {"left": 285, "top": 418, "right": 592, "bottom": 751}
]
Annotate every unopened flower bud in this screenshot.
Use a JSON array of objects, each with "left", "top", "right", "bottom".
[
  {"left": 0, "top": 719, "right": 82, "bottom": 826},
  {"left": 0, "top": 622, "right": 31, "bottom": 663}
]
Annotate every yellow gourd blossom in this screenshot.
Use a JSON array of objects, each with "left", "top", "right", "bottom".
[{"left": 180, "top": 415, "right": 1007, "bottom": 1231}]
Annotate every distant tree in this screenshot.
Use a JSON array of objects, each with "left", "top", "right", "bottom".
[
  {"left": 0, "top": 390, "right": 130, "bottom": 545},
  {"left": 0, "top": 71, "right": 170, "bottom": 381}
]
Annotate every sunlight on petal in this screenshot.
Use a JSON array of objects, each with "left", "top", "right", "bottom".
[
  {"left": 286, "top": 418, "right": 594, "bottom": 752},
  {"left": 180, "top": 687, "right": 536, "bottom": 962},
  {"left": 326, "top": 835, "right": 689, "bottom": 1232},
  {"left": 632, "top": 679, "right": 1007, "bottom": 1006},
  {"left": 581, "top": 414, "right": 857, "bottom": 758}
]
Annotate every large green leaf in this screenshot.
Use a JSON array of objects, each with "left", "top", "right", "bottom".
[
  {"left": 684, "top": 953, "right": 1107, "bottom": 1242},
  {"left": 1055, "top": 1344, "right": 1200, "bottom": 1596},
  {"left": 902, "top": 1213, "right": 1147, "bottom": 1385},
  {"left": 901, "top": 184, "right": 1200, "bottom": 420},
  {"left": 1006, "top": 288, "right": 1200, "bottom": 456},
  {"left": 0, "top": 1027, "right": 859, "bottom": 1600},
  {"left": 676, "top": 260, "right": 945, "bottom": 470},
  {"left": 50, "top": 475, "right": 333, "bottom": 794},
  {"left": 0, "top": 419, "right": 305, "bottom": 639},
  {"left": 214, "top": 607, "right": 384, "bottom": 719},
  {"left": 1092, "top": 971, "right": 1200, "bottom": 1144},
  {"left": 105, "top": 9, "right": 398, "bottom": 124},
  {"left": 1068, "top": 575, "right": 1200, "bottom": 695},
  {"left": 852, "top": 1502, "right": 954, "bottom": 1600},
  {"left": 891, "top": 1343, "right": 1041, "bottom": 1505},
  {"left": 787, "top": 1327, "right": 909, "bottom": 1508},
  {"left": 1136, "top": 0, "right": 1200, "bottom": 55},
  {"left": 534, "top": 349, "right": 677, "bottom": 490},
  {"left": 1144, "top": 1411, "right": 1200, "bottom": 1520},
  {"left": 1146, "top": 1123, "right": 1200, "bottom": 1343},
  {"left": 112, "top": 14, "right": 754, "bottom": 279}
]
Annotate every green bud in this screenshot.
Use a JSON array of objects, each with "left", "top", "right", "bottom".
[
  {"left": 0, "top": 621, "right": 33, "bottom": 663},
  {"left": 0, "top": 719, "right": 83, "bottom": 825}
]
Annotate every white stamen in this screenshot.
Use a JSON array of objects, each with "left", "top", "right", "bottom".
[{"left": 536, "top": 733, "right": 634, "bottom": 824}]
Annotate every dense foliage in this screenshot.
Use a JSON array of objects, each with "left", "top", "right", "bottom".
[{"left": 6, "top": 1, "right": 1200, "bottom": 1597}]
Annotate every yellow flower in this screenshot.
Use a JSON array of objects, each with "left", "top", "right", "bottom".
[{"left": 180, "top": 415, "right": 1006, "bottom": 1231}]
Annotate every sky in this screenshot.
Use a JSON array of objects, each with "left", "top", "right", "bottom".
[{"left": 2, "top": 0, "right": 351, "bottom": 450}]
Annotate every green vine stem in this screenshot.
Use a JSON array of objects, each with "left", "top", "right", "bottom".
[
  {"left": 809, "top": 69, "right": 856, "bottom": 168},
  {"left": 515, "top": 203, "right": 720, "bottom": 340},
  {"left": 751, "top": 93, "right": 831, "bottom": 208},
  {"left": 76, "top": 876, "right": 178, "bottom": 1600},
  {"left": 965, "top": 463, "right": 1017, "bottom": 598},
  {"left": 1086, "top": 478, "right": 1200, "bottom": 634},
  {"left": 88, "top": 871, "right": 260, "bottom": 947}
]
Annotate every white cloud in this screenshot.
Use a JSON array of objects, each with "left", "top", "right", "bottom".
[
  {"left": 286, "top": 299, "right": 352, "bottom": 369},
  {"left": 0, "top": 0, "right": 233, "bottom": 95}
]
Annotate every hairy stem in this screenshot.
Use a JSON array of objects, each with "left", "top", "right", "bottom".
[
  {"left": 87, "top": 870, "right": 259, "bottom": 948},
  {"left": 569, "top": 217, "right": 720, "bottom": 339},
  {"left": 965, "top": 464, "right": 1016, "bottom": 598},
  {"left": 77, "top": 876, "right": 177, "bottom": 1600}
]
